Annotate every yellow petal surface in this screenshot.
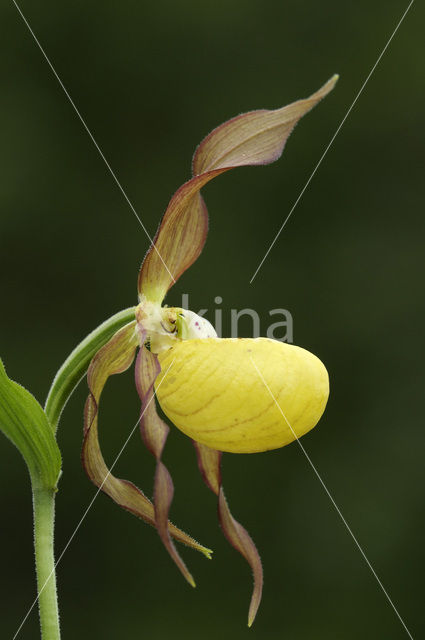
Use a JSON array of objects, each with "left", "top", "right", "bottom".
[{"left": 156, "top": 338, "right": 329, "bottom": 453}]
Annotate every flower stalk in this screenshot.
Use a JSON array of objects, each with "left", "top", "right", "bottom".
[{"left": 45, "top": 307, "right": 136, "bottom": 432}]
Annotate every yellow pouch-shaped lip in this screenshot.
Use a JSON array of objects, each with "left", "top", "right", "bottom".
[{"left": 156, "top": 337, "right": 329, "bottom": 454}]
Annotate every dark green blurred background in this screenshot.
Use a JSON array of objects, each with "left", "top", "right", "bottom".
[{"left": 1, "top": 1, "right": 424, "bottom": 638}]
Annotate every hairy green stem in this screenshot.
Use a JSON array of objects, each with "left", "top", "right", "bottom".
[
  {"left": 33, "top": 488, "right": 60, "bottom": 640},
  {"left": 45, "top": 307, "right": 136, "bottom": 433},
  {"left": 30, "top": 307, "right": 135, "bottom": 639}
]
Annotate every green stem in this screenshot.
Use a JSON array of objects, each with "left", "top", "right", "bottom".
[
  {"left": 45, "top": 307, "right": 136, "bottom": 433},
  {"left": 30, "top": 306, "right": 135, "bottom": 639},
  {"left": 33, "top": 488, "right": 60, "bottom": 640}
]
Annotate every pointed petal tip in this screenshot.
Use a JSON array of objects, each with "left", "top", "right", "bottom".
[
  {"left": 315, "top": 74, "right": 339, "bottom": 98},
  {"left": 328, "top": 73, "right": 339, "bottom": 88},
  {"left": 179, "top": 564, "right": 196, "bottom": 587},
  {"left": 181, "top": 536, "right": 213, "bottom": 559},
  {"left": 192, "top": 537, "right": 213, "bottom": 559},
  {"left": 305, "top": 74, "right": 338, "bottom": 103},
  {"left": 247, "top": 600, "right": 260, "bottom": 627}
]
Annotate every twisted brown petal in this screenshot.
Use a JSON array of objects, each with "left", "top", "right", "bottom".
[
  {"left": 138, "top": 174, "right": 213, "bottom": 303},
  {"left": 192, "top": 75, "right": 338, "bottom": 174},
  {"left": 194, "top": 441, "right": 263, "bottom": 627},
  {"left": 83, "top": 322, "right": 212, "bottom": 558},
  {"left": 138, "top": 75, "right": 337, "bottom": 303},
  {"left": 135, "top": 345, "right": 196, "bottom": 586}
]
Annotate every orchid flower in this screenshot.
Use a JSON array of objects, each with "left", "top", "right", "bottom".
[{"left": 83, "top": 76, "right": 337, "bottom": 626}]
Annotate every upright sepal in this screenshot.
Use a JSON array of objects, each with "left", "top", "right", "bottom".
[
  {"left": 192, "top": 75, "right": 338, "bottom": 173},
  {"left": 0, "top": 359, "right": 61, "bottom": 490},
  {"left": 138, "top": 75, "right": 337, "bottom": 303},
  {"left": 138, "top": 175, "right": 212, "bottom": 303},
  {"left": 194, "top": 441, "right": 263, "bottom": 627},
  {"left": 82, "top": 322, "right": 212, "bottom": 558}
]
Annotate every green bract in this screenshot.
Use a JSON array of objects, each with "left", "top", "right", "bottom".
[{"left": 0, "top": 360, "right": 61, "bottom": 490}]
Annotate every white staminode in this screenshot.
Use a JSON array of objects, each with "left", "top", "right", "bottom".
[
  {"left": 136, "top": 297, "right": 217, "bottom": 353},
  {"left": 180, "top": 309, "right": 217, "bottom": 340}
]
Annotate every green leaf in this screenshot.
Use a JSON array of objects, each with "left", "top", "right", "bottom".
[{"left": 0, "top": 359, "right": 61, "bottom": 490}]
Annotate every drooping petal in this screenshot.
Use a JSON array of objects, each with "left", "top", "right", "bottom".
[
  {"left": 135, "top": 345, "right": 196, "bottom": 586},
  {"left": 83, "top": 322, "right": 212, "bottom": 558},
  {"left": 138, "top": 75, "right": 338, "bottom": 303},
  {"left": 194, "top": 442, "right": 263, "bottom": 627}
]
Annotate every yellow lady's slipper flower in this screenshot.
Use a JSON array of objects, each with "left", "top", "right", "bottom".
[
  {"left": 83, "top": 75, "right": 337, "bottom": 626},
  {"left": 156, "top": 338, "right": 329, "bottom": 454}
]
